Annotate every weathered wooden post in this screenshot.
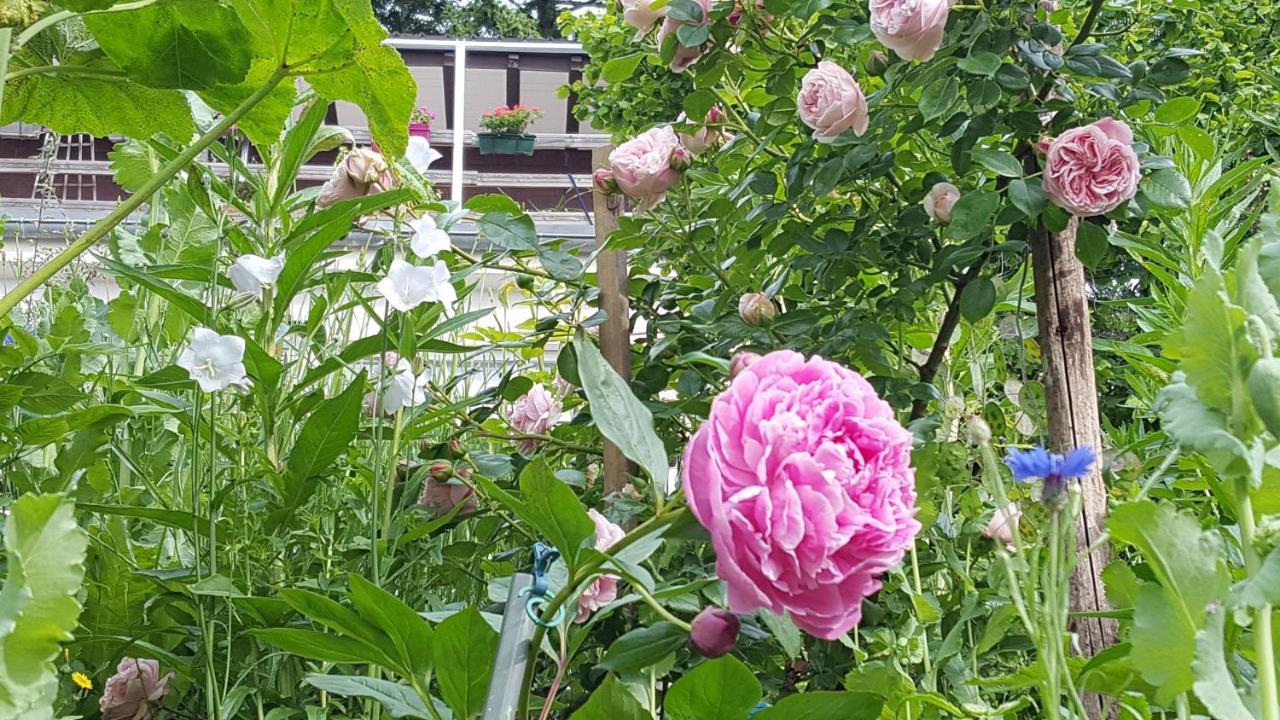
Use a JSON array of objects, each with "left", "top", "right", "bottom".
[{"left": 591, "top": 145, "right": 631, "bottom": 497}]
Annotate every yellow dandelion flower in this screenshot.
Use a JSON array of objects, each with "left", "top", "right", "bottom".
[{"left": 71, "top": 672, "right": 92, "bottom": 690}]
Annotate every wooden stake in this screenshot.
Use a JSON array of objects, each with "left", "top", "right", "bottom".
[
  {"left": 1030, "top": 219, "right": 1117, "bottom": 660},
  {"left": 591, "top": 146, "right": 631, "bottom": 497}
]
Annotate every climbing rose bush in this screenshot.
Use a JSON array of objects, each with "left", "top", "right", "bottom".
[
  {"left": 682, "top": 351, "right": 920, "bottom": 639},
  {"left": 1041, "top": 117, "right": 1141, "bottom": 216}
]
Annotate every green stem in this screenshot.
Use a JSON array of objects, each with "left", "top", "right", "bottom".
[
  {"left": 380, "top": 409, "right": 405, "bottom": 574},
  {"left": 4, "top": 64, "right": 127, "bottom": 83},
  {"left": 0, "top": 29, "right": 11, "bottom": 122},
  {"left": 0, "top": 67, "right": 288, "bottom": 319},
  {"left": 909, "top": 543, "right": 933, "bottom": 682},
  {"left": 13, "top": 0, "right": 160, "bottom": 52},
  {"left": 1237, "top": 476, "right": 1280, "bottom": 720}
]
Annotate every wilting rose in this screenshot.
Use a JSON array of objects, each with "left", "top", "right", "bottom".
[
  {"left": 1041, "top": 117, "right": 1141, "bottom": 217},
  {"left": 657, "top": 0, "right": 712, "bottom": 73},
  {"left": 689, "top": 607, "right": 740, "bottom": 658},
  {"left": 738, "top": 292, "right": 777, "bottom": 326},
  {"left": 682, "top": 351, "right": 920, "bottom": 639},
  {"left": 923, "top": 182, "right": 961, "bottom": 224},
  {"left": 100, "top": 658, "right": 174, "bottom": 720},
  {"left": 982, "top": 503, "right": 1021, "bottom": 548},
  {"left": 508, "top": 385, "right": 562, "bottom": 454},
  {"left": 870, "top": 0, "right": 951, "bottom": 62},
  {"left": 679, "top": 106, "right": 731, "bottom": 155},
  {"left": 621, "top": 0, "right": 666, "bottom": 31},
  {"left": 798, "top": 61, "right": 870, "bottom": 143},
  {"left": 317, "top": 148, "right": 392, "bottom": 207},
  {"left": 576, "top": 509, "right": 626, "bottom": 622},
  {"left": 609, "top": 126, "right": 686, "bottom": 211},
  {"left": 419, "top": 478, "right": 478, "bottom": 515}
]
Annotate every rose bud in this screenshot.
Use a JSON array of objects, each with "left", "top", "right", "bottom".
[
  {"left": 923, "top": 182, "right": 961, "bottom": 225},
  {"left": 670, "top": 144, "right": 694, "bottom": 172},
  {"left": 866, "top": 50, "right": 890, "bottom": 77},
  {"left": 593, "top": 168, "right": 619, "bottom": 195},
  {"left": 428, "top": 461, "right": 453, "bottom": 481},
  {"left": 738, "top": 293, "right": 777, "bottom": 326},
  {"left": 689, "top": 607, "right": 740, "bottom": 658},
  {"left": 729, "top": 352, "right": 762, "bottom": 379},
  {"left": 447, "top": 439, "right": 465, "bottom": 458}
]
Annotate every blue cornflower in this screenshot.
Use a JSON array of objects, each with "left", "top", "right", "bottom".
[{"left": 1005, "top": 446, "right": 1096, "bottom": 508}]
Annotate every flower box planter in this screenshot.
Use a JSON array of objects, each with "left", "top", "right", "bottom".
[
  {"left": 477, "top": 133, "right": 536, "bottom": 156},
  {"left": 408, "top": 122, "right": 432, "bottom": 140}
]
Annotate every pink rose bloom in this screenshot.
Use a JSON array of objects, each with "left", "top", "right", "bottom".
[
  {"left": 798, "top": 61, "right": 870, "bottom": 143},
  {"left": 317, "top": 148, "right": 393, "bottom": 207},
  {"left": 923, "top": 181, "right": 961, "bottom": 224},
  {"left": 682, "top": 350, "right": 921, "bottom": 640},
  {"left": 621, "top": 0, "right": 666, "bottom": 31},
  {"left": 100, "top": 658, "right": 174, "bottom": 720},
  {"left": 870, "top": 0, "right": 950, "bottom": 62},
  {"left": 982, "top": 502, "right": 1021, "bottom": 549},
  {"left": 679, "top": 106, "right": 731, "bottom": 155},
  {"left": 419, "top": 478, "right": 478, "bottom": 515},
  {"left": 508, "top": 385, "right": 562, "bottom": 454},
  {"left": 576, "top": 509, "right": 626, "bottom": 622},
  {"left": 609, "top": 126, "right": 686, "bottom": 211},
  {"left": 657, "top": 0, "right": 711, "bottom": 73},
  {"left": 1042, "top": 117, "right": 1141, "bottom": 217}
]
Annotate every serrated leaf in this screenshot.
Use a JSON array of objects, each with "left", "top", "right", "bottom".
[
  {"left": 0, "top": 63, "right": 195, "bottom": 140},
  {"left": 602, "top": 53, "right": 644, "bottom": 83},
  {"left": 959, "top": 278, "right": 997, "bottom": 322},
  {"left": 946, "top": 190, "right": 1000, "bottom": 242},
  {"left": 919, "top": 77, "right": 959, "bottom": 122},
  {"left": 755, "top": 692, "right": 883, "bottom": 720},
  {"left": 1155, "top": 97, "right": 1201, "bottom": 124},
  {"left": 1191, "top": 605, "right": 1255, "bottom": 720},
  {"left": 1008, "top": 178, "right": 1047, "bottom": 219},
  {"left": 957, "top": 51, "right": 1002, "bottom": 77}
]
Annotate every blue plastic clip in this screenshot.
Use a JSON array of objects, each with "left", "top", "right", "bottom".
[{"left": 521, "top": 543, "right": 565, "bottom": 628}]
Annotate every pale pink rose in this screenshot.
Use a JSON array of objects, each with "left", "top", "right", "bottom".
[
  {"left": 798, "top": 61, "right": 869, "bottom": 143},
  {"left": 317, "top": 148, "right": 393, "bottom": 207},
  {"left": 682, "top": 350, "right": 920, "bottom": 640},
  {"left": 923, "top": 182, "right": 961, "bottom": 224},
  {"left": 679, "top": 106, "right": 731, "bottom": 155},
  {"left": 508, "top": 385, "right": 562, "bottom": 454},
  {"left": 657, "top": 0, "right": 711, "bottom": 73},
  {"left": 576, "top": 509, "right": 626, "bottom": 622},
  {"left": 419, "top": 478, "right": 478, "bottom": 515},
  {"left": 609, "top": 126, "right": 686, "bottom": 211},
  {"left": 982, "top": 503, "right": 1021, "bottom": 549},
  {"left": 100, "top": 658, "right": 174, "bottom": 720},
  {"left": 1041, "top": 117, "right": 1141, "bottom": 217},
  {"left": 621, "top": 0, "right": 666, "bottom": 31},
  {"left": 870, "top": 0, "right": 950, "bottom": 62}
]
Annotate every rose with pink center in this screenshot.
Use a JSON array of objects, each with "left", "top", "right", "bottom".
[
  {"left": 682, "top": 350, "right": 920, "bottom": 639},
  {"left": 1041, "top": 117, "right": 1141, "bottom": 217},
  {"left": 797, "top": 61, "right": 870, "bottom": 143},
  {"left": 869, "top": 0, "right": 950, "bottom": 62},
  {"left": 576, "top": 509, "right": 626, "bottom": 622},
  {"left": 508, "top": 385, "right": 562, "bottom": 454},
  {"left": 609, "top": 126, "right": 686, "bottom": 211}
]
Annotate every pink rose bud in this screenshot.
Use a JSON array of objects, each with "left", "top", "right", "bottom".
[
  {"left": 870, "top": 0, "right": 951, "bottom": 62},
  {"left": 682, "top": 351, "right": 920, "bottom": 639},
  {"left": 1042, "top": 117, "right": 1141, "bottom": 217},
  {"left": 982, "top": 503, "right": 1022, "bottom": 549},
  {"left": 100, "top": 658, "right": 174, "bottom": 720},
  {"left": 593, "top": 168, "right": 619, "bottom": 195},
  {"left": 609, "top": 126, "right": 686, "bottom": 211},
  {"left": 1035, "top": 135, "right": 1054, "bottom": 155},
  {"left": 730, "top": 351, "right": 762, "bottom": 379},
  {"left": 656, "top": 0, "right": 711, "bottom": 73},
  {"left": 866, "top": 50, "right": 890, "bottom": 77},
  {"left": 428, "top": 461, "right": 453, "bottom": 481},
  {"left": 798, "top": 61, "right": 870, "bottom": 143},
  {"left": 738, "top": 293, "right": 777, "bottom": 326},
  {"left": 705, "top": 105, "right": 726, "bottom": 124},
  {"left": 690, "top": 607, "right": 740, "bottom": 658},
  {"left": 670, "top": 144, "right": 694, "bottom": 171},
  {"left": 923, "top": 182, "right": 961, "bottom": 225},
  {"left": 621, "top": 0, "right": 666, "bottom": 31},
  {"left": 447, "top": 439, "right": 465, "bottom": 458}
]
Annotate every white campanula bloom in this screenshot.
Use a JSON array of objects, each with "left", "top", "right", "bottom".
[
  {"left": 177, "top": 327, "right": 250, "bottom": 392},
  {"left": 375, "top": 259, "right": 457, "bottom": 313},
  {"left": 228, "top": 253, "right": 284, "bottom": 298},
  {"left": 411, "top": 215, "right": 452, "bottom": 258},
  {"left": 381, "top": 358, "right": 430, "bottom": 413},
  {"left": 406, "top": 135, "right": 443, "bottom": 174}
]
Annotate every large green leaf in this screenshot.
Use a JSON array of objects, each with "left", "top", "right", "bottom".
[
  {"left": 1191, "top": 605, "right": 1256, "bottom": 720},
  {"left": 518, "top": 458, "right": 595, "bottom": 567},
  {"left": 85, "top": 0, "right": 253, "bottom": 90},
  {"left": 754, "top": 692, "right": 884, "bottom": 720},
  {"left": 347, "top": 575, "right": 433, "bottom": 677},
  {"left": 0, "top": 494, "right": 88, "bottom": 718},
  {"left": 569, "top": 675, "right": 650, "bottom": 720},
  {"left": 304, "top": 674, "right": 431, "bottom": 719},
  {"left": 665, "top": 656, "right": 762, "bottom": 720},
  {"left": 597, "top": 622, "right": 687, "bottom": 673},
  {"left": 432, "top": 607, "right": 497, "bottom": 720},
  {"left": 1166, "top": 268, "right": 1256, "bottom": 418},
  {"left": 280, "top": 372, "right": 367, "bottom": 512},
  {"left": 573, "top": 336, "right": 669, "bottom": 487},
  {"left": 252, "top": 628, "right": 388, "bottom": 666}
]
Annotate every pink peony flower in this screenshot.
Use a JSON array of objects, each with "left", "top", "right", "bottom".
[
  {"left": 798, "top": 61, "right": 870, "bottom": 143},
  {"left": 508, "top": 385, "right": 562, "bottom": 454},
  {"left": 982, "top": 502, "right": 1021, "bottom": 549},
  {"left": 317, "top": 148, "right": 393, "bottom": 208},
  {"left": 419, "top": 478, "right": 478, "bottom": 515},
  {"left": 657, "top": 0, "right": 711, "bottom": 73},
  {"left": 621, "top": 0, "right": 666, "bottom": 31},
  {"left": 99, "top": 658, "right": 174, "bottom": 720},
  {"left": 609, "top": 126, "right": 686, "bottom": 211},
  {"left": 576, "top": 509, "right": 626, "bottom": 622},
  {"left": 682, "top": 350, "right": 920, "bottom": 640},
  {"left": 923, "top": 181, "right": 961, "bottom": 224},
  {"left": 870, "top": 0, "right": 951, "bottom": 62},
  {"left": 1041, "top": 117, "right": 1141, "bottom": 217}
]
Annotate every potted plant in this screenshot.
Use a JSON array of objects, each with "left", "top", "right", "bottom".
[
  {"left": 409, "top": 106, "right": 435, "bottom": 140},
  {"left": 476, "top": 104, "right": 544, "bottom": 155}
]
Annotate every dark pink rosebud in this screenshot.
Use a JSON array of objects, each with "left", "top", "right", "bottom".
[
  {"left": 593, "top": 168, "right": 619, "bottom": 194},
  {"left": 670, "top": 144, "right": 694, "bottom": 171},
  {"left": 454, "top": 465, "right": 473, "bottom": 481},
  {"left": 428, "top": 461, "right": 453, "bottom": 481},
  {"left": 729, "top": 352, "right": 762, "bottom": 379},
  {"left": 689, "top": 607, "right": 740, "bottom": 658},
  {"left": 447, "top": 439, "right": 465, "bottom": 458}
]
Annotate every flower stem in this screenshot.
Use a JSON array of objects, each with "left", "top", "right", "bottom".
[
  {"left": 1236, "top": 476, "right": 1280, "bottom": 720},
  {"left": 0, "top": 29, "right": 11, "bottom": 122}
]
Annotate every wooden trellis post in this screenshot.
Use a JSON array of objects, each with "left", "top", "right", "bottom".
[
  {"left": 590, "top": 145, "right": 631, "bottom": 497},
  {"left": 1031, "top": 219, "right": 1117, "bottom": 661}
]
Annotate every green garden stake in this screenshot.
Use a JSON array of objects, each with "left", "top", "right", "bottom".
[{"left": 482, "top": 572, "right": 537, "bottom": 720}]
